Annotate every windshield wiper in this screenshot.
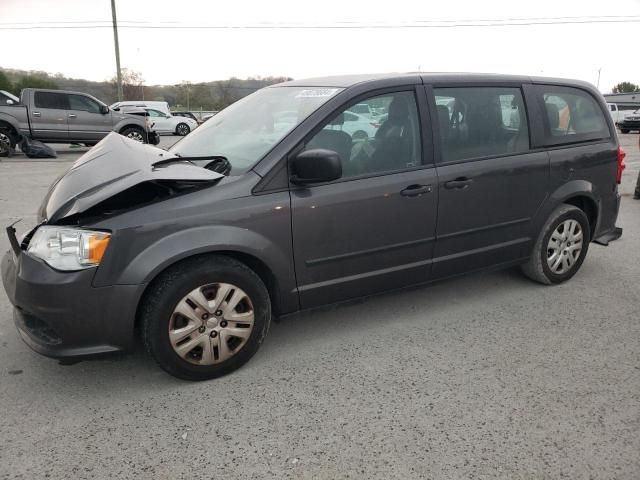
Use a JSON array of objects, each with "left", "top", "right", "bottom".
[{"left": 152, "top": 154, "right": 228, "bottom": 167}]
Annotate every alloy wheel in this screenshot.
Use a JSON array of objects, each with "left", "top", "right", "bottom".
[
  {"left": 547, "top": 219, "right": 583, "bottom": 275},
  {"left": 168, "top": 282, "right": 254, "bottom": 365},
  {"left": 127, "top": 131, "right": 144, "bottom": 142}
]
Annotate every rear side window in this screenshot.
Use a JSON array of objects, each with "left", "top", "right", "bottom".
[
  {"left": 34, "top": 92, "right": 68, "bottom": 110},
  {"left": 434, "top": 87, "right": 529, "bottom": 163},
  {"left": 537, "top": 86, "right": 609, "bottom": 145}
]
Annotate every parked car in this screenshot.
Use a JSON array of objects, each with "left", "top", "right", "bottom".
[
  {"left": 327, "top": 110, "right": 379, "bottom": 140},
  {"left": 145, "top": 108, "right": 198, "bottom": 136},
  {"left": 0, "top": 88, "right": 157, "bottom": 150},
  {"left": 110, "top": 100, "right": 171, "bottom": 116},
  {"left": 618, "top": 109, "right": 640, "bottom": 133},
  {"left": 172, "top": 111, "right": 200, "bottom": 124},
  {"left": 2, "top": 73, "right": 623, "bottom": 381},
  {"left": 349, "top": 102, "right": 375, "bottom": 118}
]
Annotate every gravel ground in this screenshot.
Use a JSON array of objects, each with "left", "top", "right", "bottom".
[{"left": 0, "top": 134, "right": 638, "bottom": 479}]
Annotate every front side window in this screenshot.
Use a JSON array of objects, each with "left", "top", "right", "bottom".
[
  {"left": 170, "top": 86, "right": 342, "bottom": 173},
  {"left": 68, "top": 94, "right": 100, "bottom": 113},
  {"left": 34, "top": 92, "right": 67, "bottom": 110},
  {"left": 304, "top": 91, "right": 422, "bottom": 178},
  {"left": 539, "top": 86, "right": 609, "bottom": 144},
  {"left": 434, "top": 87, "right": 529, "bottom": 163}
]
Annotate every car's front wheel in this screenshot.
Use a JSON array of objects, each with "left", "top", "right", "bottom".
[
  {"left": 176, "top": 123, "right": 190, "bottom": 136},
  {"left": 141, "top": 255, "right": 271, "bottom": 381},
  {"left": 619, "top": 129, "right": 629, "bottom": 134},
  {"left": 521, "top": 204, "right": 591, "bottom": 285}
]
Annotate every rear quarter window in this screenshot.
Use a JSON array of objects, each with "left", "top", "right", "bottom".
[
  {"left": 34, "top": 92, "right": 68, "bottom": 110},
  {"left": 536, "top": 86, "right": 609, "bottom": 146}
]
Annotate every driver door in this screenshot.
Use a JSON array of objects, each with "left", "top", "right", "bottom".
[
  {"left": 290, "top": 89, "right": 438, "bottom": 308},
  {"left": 147, "top": 108, "right": 170, "bottom": 133}
]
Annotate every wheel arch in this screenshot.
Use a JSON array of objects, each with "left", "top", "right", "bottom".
[
  {"left": 534, "top": 180, "right": 601, "bottom": 241},
  {"left": 133, "top": 250, "right": 282, "bottom": 330}
]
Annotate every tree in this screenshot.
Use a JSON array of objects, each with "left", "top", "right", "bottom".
[
  {"left": 11, "top": 75, "right": 58, "bottom": 95},
  {"left": 110, "top": 68, "right": 145, "bottom": 100},
  {"left": 612, "top": 82, "right": 639, "bottom": 93},
  {"left": 0, "top": 71, "right": 13, "bottom": 93}
]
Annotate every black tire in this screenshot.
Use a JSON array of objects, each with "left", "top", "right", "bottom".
[
  {"left": 120, "top": 126, "right": 147, "bottom": 143},
  {"left": 175, "top": 122, "right": 190, "bottom": 136},
  {"left": 84, "top": 142, "right": 97, "bottom": 147},
  {"left": 0, "top": 125, "right": 18, "bottom": 157},
  {"left": 141, "top": 255, "right": 271, "bottom": 381},
  {"left": 521, "top": 204, "right": 591, "bottom": 285},
  {"left": 620, "top": 129, "right": 629, "bottom": 134}
]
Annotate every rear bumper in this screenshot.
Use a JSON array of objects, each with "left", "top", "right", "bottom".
[{"left": 1, "top": 248, "right": 141, "bottom": 359}]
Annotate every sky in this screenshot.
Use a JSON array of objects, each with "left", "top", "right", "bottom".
[{"left": 1, "top": 0, "right": 639, "bottom": 92}]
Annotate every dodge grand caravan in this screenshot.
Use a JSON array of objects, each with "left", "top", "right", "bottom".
[{"left": 1, "top": 73, "right": 624, "bottom": 380}]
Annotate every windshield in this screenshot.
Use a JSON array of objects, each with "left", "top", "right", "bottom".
[{"left": 169, "top": 86, "right": 342, "bottom": 173}]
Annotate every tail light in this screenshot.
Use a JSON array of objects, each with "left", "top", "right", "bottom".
[{"left": 616, "top": 147, "right": 626, "bottom": 184}]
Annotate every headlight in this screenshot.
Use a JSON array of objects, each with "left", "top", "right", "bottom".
[{"left": 27, "top": 226, "right": 111, "bottom": 271}]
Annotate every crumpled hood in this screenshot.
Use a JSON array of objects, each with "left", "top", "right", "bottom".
[{"left": 39, "top": 132, "right": 223, "bottom": 223}]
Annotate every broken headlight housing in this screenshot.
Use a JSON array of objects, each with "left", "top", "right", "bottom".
[{"left": 27, "top": 226, "right": 111, "bottom": 271}]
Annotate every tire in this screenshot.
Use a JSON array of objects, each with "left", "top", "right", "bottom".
[
  {"left": 0, "top": 126, "right": 18, "bottom": 157},
  {"left": 175, "top": 122, "right": 190, "bottom": 136},
  {"left": 352, "top": 130, "right": 368, "bottom": 140},
  {"left": 84, "top": 143, "right": 97, "bottom": 147},
  {"left": 521, "top": 204, "right": 591, "bottom": 285},
  {"left": 120, "top": 126, "right": 147, "bottom": 143},
  {"left": 141, "top": 255, "right": 271, "bottom": 381},
  {"left": 620, "top": 129, "right": 629, "bottom": 134}
]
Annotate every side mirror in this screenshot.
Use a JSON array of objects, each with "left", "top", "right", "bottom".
[
  {"left": 6, "top": 99, "right": 14, "bottom": 105},
  {"left": 100, "top": 105, "right": 110, "bottom": 114},
  {"left": 290, "top": 149, "right": 342, "bottom": 185},
  {"left": 165, "top": 114, "right": 171, "bottom": 119}
]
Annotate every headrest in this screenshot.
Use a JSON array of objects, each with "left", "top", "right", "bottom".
[
  {"left": 545, "top": 103, "right": 560, "bottom": 129},
  {"left": 388, "top": 97, "right": 409, "bottom": 121},
  {"left": 437, "top": 105, "right": 450, "bottom": 134}
]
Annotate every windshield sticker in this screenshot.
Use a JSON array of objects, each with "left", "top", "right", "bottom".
[{"left": 295, "top": 88, "right": 339, "bottom": 99}]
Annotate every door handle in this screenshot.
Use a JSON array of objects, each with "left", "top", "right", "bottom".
[
  {"left": 68, "top": 114, "right": 77, "bottom": 118},
  {"left": 444, "top": 177, "right": 473, "bottom": 189},
  {"left": 32, "top": 112, "right": 41, "bottom": 117},
  {"left": 400, "top": 184, "right": 432, "bottom": 197}
]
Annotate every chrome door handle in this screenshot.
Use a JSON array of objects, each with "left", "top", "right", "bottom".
[
  {"left": 32, "top": 112, "right": 41, "bottom": 117},
  {"left": 68, "top": 114, "right": 77, "bottom": 118}
]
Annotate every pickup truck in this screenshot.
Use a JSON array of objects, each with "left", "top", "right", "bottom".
[{"left": 0, "top": 88, "right": 157, "bottom": 151}]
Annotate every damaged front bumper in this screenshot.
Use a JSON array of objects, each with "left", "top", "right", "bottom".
[{"left": 1, "top": 226, "right": 142, "bottom": 359}]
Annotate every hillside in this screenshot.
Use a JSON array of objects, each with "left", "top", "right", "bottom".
[{"left": 0, "top": 67, "right": 292, "bottom": 110}]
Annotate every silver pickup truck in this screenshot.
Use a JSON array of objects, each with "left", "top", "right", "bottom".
[{"left": 0, "top": 88, "right": 158, "bottom": 151}]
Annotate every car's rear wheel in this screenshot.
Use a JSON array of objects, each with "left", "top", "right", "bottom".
[
  {"left": 120, "top": 126, "right": 146, "bottom": 143},
  {"left": 620, "top": 129, "right": 629, "bottom": 134},
  {"left": 521, "top": 204, "right": 591, "bottom": 285},
  {"left": 141, "top": 255, "right": 271, "bottom": 381},
  {"left": 176, "top": 123, "right": 190, "bottom": 136}
]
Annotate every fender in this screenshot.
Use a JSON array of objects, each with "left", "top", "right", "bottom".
[
  {"left": 0, "top": 112, "right": 26, "bottom": 138},
  {"left": 112, "top": 115, "right": 147, "bottom": 133},
  {"left": 530, "top": 179, "right": 600, "bottom": 238},
  {"left": 94, "top": 224, "right": 299, "bottom": 313}
]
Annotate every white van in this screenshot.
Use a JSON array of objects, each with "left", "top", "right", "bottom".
[
  {"left": 110, "top": 100, "right": 171, "bottom": 116},
  {"left": 606, "top": 103, "right": 626, "bottom": 125}
]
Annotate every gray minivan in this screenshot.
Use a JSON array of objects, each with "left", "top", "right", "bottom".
[{"left": 1, "top": 73, "right": 625, "bottom": 380}]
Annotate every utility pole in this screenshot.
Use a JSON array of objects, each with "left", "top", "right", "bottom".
[
  {"left": 111, "top": 0, "right": 123, "bottom": 101},
  {"left": 597, "top": 68, "right": 602, "bottom": 90}
]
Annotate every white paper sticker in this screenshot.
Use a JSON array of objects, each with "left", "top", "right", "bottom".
[{"left": 295, "top": 88, "right": 339, "bottom": 99}]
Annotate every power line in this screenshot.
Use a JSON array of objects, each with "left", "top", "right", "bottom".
[{"left": 2, "top": 18, "right": 640, "bottom": 30}]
